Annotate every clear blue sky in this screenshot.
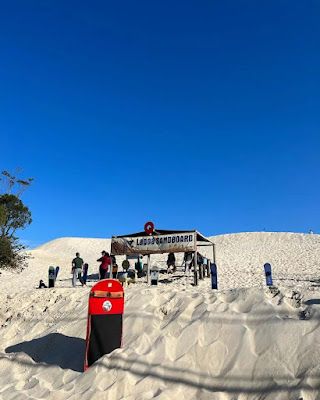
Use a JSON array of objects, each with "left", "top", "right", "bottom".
[{"left": 1, "top": 1, "right": 319, "bottom": 248}]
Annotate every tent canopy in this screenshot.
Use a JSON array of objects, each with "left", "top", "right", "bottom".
[
  {"left": 113, "top": 229, "right": 212, "bottom": 242},
  {"left": 111, "top": 229, "right": 214, "bottom": 256}
]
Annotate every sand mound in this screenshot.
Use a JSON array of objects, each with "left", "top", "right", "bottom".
[{"left": 0, "top": 232, "right": 320, "bottom": 399}]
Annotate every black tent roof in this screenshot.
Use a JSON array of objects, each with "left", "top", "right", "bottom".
[{"left": 112, "top": 229, "right": 213, "bottom": 246}]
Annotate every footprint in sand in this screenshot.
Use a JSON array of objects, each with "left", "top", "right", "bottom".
[
  {"left": 135, "top": 333, "right": 153, "bottom": 356},
  {"left": 219, "top": 291, "right": 238, "bottom": 304},
  {"left": 14, "top": 380, "right": 26, "bottom": 391},
  {"left": 207, "top": 341, "right": 228, "bottom": 375},
  {"left": 283, "top": 289, "right": 303, "bottom": 309},
  {"left": 23, "top": 377, "right": 39, "bottom": 390},
  {"left": 213, "top": 302, "right": 229, "bottom": 313}
]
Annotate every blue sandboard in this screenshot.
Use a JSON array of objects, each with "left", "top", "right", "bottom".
[
  {"left": 264, "top": 263, "right": 273, "bottom": 286},
  {"left": 210, "top": 263, "right": 218, "bottom": 290},
  {"left": 55, "top": 266, "right": 60, "bottom": 279}
]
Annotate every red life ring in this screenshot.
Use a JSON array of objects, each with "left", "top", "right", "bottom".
[{"left": 144, "top": 221, "right": 155, "bottom": 235}]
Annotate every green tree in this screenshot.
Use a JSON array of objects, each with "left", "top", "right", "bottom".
[
  {"left": 0, "top": 204, "right": 6, "bottom": 226},
  {"left": 0, "top": 235, "right": 27, "bottom": 270},
  {"left": 0, "top": 168, "right": 33, "bottom": 269},
  {"left": 0, "top": 194, "right": 32, "bottom": 238}
]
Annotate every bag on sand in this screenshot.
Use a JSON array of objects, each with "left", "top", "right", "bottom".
[{"left": 38, "top": 280, "right": 47, "bottom": 289}]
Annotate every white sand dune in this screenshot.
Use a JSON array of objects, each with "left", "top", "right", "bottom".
[{"left": 0, "top": 232, "right": 320, "bottom": 399}]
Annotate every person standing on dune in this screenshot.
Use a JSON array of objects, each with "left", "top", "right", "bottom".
[
  {"left": 72, "top": 252, "right": 84, "bottom": 287},
  {"left": 97, "top": 251, "right": 111, "bottom": 279}
]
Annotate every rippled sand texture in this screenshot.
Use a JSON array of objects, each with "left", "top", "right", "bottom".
[{"left": 0, "top": 232, "right": 320, "bottom": 399}]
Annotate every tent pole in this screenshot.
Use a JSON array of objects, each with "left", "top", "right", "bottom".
[
  {"left": 194, "top": 232, "right": 198, "bottom": 286},
  {"left": 147, "top": 254, "right": 150, "bottom": 284}
]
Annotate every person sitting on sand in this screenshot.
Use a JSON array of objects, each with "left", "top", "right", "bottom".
[
  {"left": 167, "top": 252, "right": 176, "bottom": 273},
  {"left": 72, "top": 252, "right": 84, "bottom": 287},
  {"left": 97, "top": 251, "right": 111, "bottom": 280}
]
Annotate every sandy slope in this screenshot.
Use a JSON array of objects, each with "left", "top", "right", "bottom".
[{"left": 0, "top": 232, "right": 320, "bottom": 399}]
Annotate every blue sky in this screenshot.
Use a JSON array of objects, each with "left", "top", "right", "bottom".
[{"left": 1, "top": 1, "right": 319, "bottom": 248}]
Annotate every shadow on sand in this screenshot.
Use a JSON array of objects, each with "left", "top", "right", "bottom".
[
  {"left": 3, "top": 312, "right": 320, "bottom": 395},
  {"left": 6, "top": 333, "right": 85, "bottom": 372},
  {"left": 305, "top": 299, "right": 320, "bottom": 305},
  {"left": 98, "top": 352, "right": 320, "bottom": 394},
  {"left": 86, "top": 273, "right": 99, "bottom": 281}
]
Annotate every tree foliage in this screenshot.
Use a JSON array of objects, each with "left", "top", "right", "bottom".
[
  {"left": 0, "top": 168, "right": 33, "bottom": 269},
  {"left": 0, "top": 205, "right": 6, "bottom": 226},
  {"left": 0, "top": 167, "right": 34, "bottom": 197},
  {"left": 0, "top": 236, "right": 28, "bottom": 270},
  {"left": 0, "top": 194, "right": 32, "bottom": 238}
]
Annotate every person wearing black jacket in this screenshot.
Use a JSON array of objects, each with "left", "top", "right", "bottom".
[{"left": 167, "top": 252, "right": 176, "bottom": 273}]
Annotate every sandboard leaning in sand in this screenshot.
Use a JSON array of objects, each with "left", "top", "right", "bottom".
[
  {"left": 84, "top": 279, "right": 124, "bottom": 371},
  {"left": 48, "top": 266, "right": 55, "bottom": 288},
  {"left": 150, "top": 266, "right": 159, "bottom": 285},
  {"left": 264, "top": 263, "right": 273, "bottom": 286},
  {"left": 210, "top": 263, "right": 218, "bottom": 289},
  {"left": 80, "top": 263, "right": 88, "bottom": 286}
]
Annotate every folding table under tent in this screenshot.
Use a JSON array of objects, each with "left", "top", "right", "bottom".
[{"left": 110, "top": 228, "right": 215, "bottom": 286}]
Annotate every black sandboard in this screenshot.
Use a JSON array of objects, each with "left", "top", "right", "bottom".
[
  {"left": 48, "top": 266, "right": 55, "bottom": 288},
  {"left": 87, "top": 314, "right": 122, "bottom": 367},
  {"left": 80, "top": 264, "right": 89, "bottom": 285},
  {"left": 84, "top": 280, "right": 124, "bottom": 371}
]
